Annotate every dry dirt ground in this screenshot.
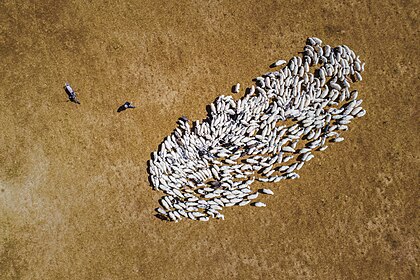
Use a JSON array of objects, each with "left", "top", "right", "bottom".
[{"left": 0, "top": 0, "right": 419, "bottom": 279}]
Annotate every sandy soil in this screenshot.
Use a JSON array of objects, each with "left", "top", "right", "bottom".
[{"left": 0, "top": 0, "right": 418, "bottom": 279}]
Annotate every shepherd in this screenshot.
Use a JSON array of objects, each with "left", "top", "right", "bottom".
[
  {"left": 117, "top": 101, "right": 136, "bottom": 112},
  {"left": 64, "top": 82, "right": 80, "bottom": 104}
]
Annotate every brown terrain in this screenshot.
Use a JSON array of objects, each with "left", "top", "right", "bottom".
[{"left": 0, "top": 0, "right": 419, "bottom": 279}]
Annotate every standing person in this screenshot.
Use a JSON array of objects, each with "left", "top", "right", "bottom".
[
  {"left": 117, "top": 102, "right": 136, "bottom": 112},
  {"left": 64, "top": 83, "right": 80, "bottom": 104}
]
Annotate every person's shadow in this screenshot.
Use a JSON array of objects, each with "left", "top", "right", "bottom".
[{"left": 117, "top": 105, "right": 126, "bottom": 112}]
